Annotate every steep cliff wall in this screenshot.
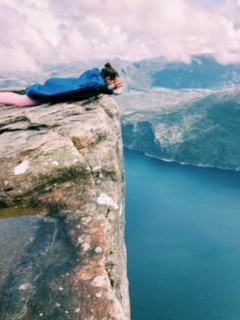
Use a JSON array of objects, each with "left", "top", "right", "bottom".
[
  {"left": 121, "top": 88, "right": 240, "bottom": 170},
  {"left": 0, "top": 95, "right": 130, "bottom": 319}
]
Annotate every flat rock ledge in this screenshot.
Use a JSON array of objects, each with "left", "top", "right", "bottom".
[{"left": 0, "top": 95, "right": 130, "bottom": 319}]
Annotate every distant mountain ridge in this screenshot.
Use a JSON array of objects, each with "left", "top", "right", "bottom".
[
  {"left": 1, "top": 55, "right": 240, "bottom": 170},
  {"left": 152, "top": 55, "right": 240, "bottom": 89},
  {"left": 121, "top": 54, "right": 240, "bottom": 89},
  {"left": 1, "top": 54, "right": 240, "bottom": 90},
  {"left": 101, "top": 55, "right": 240, "bottom": 90}
]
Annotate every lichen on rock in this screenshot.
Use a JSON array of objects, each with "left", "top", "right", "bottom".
[{"left": 0, "top": 95, "right": 130, "bottom": 319}]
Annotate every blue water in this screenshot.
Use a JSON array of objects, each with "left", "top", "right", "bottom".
[{"left": 124, "top": 148, "right": 240, "bottom": 320}]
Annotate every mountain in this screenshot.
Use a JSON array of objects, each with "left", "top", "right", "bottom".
[
  {"left": 109, "top": 55, "right": 240, "bottom": 90},
  {"left": 1, "top": 55, "right": 240, "bottom": 170},
  {"left": 1, "top": 54, "right": 240, "bottom": 90},
  {"left": 115, "top": 54, "right": 240, "bottom": 90},
  {"left": 152, "top": 54, "right": 240, "bottom": 89},
  {"left": 120, "top": 87, "right": 240, "bottom": 170},
  {"left": 0, "top": 77, "right": 28, "bottom": 89}
]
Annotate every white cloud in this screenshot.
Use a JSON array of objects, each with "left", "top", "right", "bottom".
[{"left": 0, "top": 0, "right": 240, "bottom": 72}]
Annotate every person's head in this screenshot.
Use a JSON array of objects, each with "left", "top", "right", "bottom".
[{"left": 101, "top": 63, "right": 119, "bottom": 84}]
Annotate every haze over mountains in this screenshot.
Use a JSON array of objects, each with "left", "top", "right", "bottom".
[
  {"left": 1, "top": 54, "right": 240, "bottom": 90},
  {"left": 116, "top": 54, "right": 240, "bottom": 170},
  {"left": 1, "top": 54, "right": 240, "bottom": 170}
]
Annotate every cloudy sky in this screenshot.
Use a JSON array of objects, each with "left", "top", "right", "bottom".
[{"left": 1, "top": 0, "right": 240, "bottom": 71}]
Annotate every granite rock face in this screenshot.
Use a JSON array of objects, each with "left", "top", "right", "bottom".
[{"left": 0, "top": 95, "right": 130, "bottom": 319}]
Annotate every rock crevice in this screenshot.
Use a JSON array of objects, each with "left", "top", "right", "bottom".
[{"left": 0, "top": 95, "right": 130, "bottom": 320}]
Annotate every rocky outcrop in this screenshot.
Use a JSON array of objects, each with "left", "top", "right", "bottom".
[{"left": 0, "top": 95, "right": 130, "bottom": 319}]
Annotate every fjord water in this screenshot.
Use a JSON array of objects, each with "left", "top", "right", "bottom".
[{"left": 124, "top": 148, "right": 240, "bottom": 320}]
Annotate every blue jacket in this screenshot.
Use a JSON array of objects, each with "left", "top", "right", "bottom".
[{"left": 25, "top": 68, "right": 112, "bottom": 102}]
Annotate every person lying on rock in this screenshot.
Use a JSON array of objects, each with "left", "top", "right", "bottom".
[{"left": 0, "top": 62, "right": 123, "bottom": 107}]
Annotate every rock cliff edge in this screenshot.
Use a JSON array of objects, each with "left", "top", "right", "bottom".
[{"left": 0, "top": 95, "right": 130, "bottom": 320}]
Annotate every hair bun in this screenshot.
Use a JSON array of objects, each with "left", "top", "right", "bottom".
[
  {"left": 105, "top": 62, "right": 112, "bottom": 68},
  {"left": 101, "top": 63, "right": 119, "bottom": 80}
]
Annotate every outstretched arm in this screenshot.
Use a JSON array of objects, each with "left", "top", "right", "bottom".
[{"left": 96, "top": 81, "right": 124, "bottom": 95}]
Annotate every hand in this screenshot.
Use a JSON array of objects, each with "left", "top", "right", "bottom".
[{"left": 113, "top": 81, "right": 124, "bottom": 90}]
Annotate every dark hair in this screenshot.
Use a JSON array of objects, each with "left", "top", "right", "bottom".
[{"left": 101, "top": 62, "right": 119, "bottom": 80}]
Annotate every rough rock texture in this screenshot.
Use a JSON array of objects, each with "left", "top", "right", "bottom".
[{"left": 0, "top": 95, "right": 130, "bottom": 319}]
